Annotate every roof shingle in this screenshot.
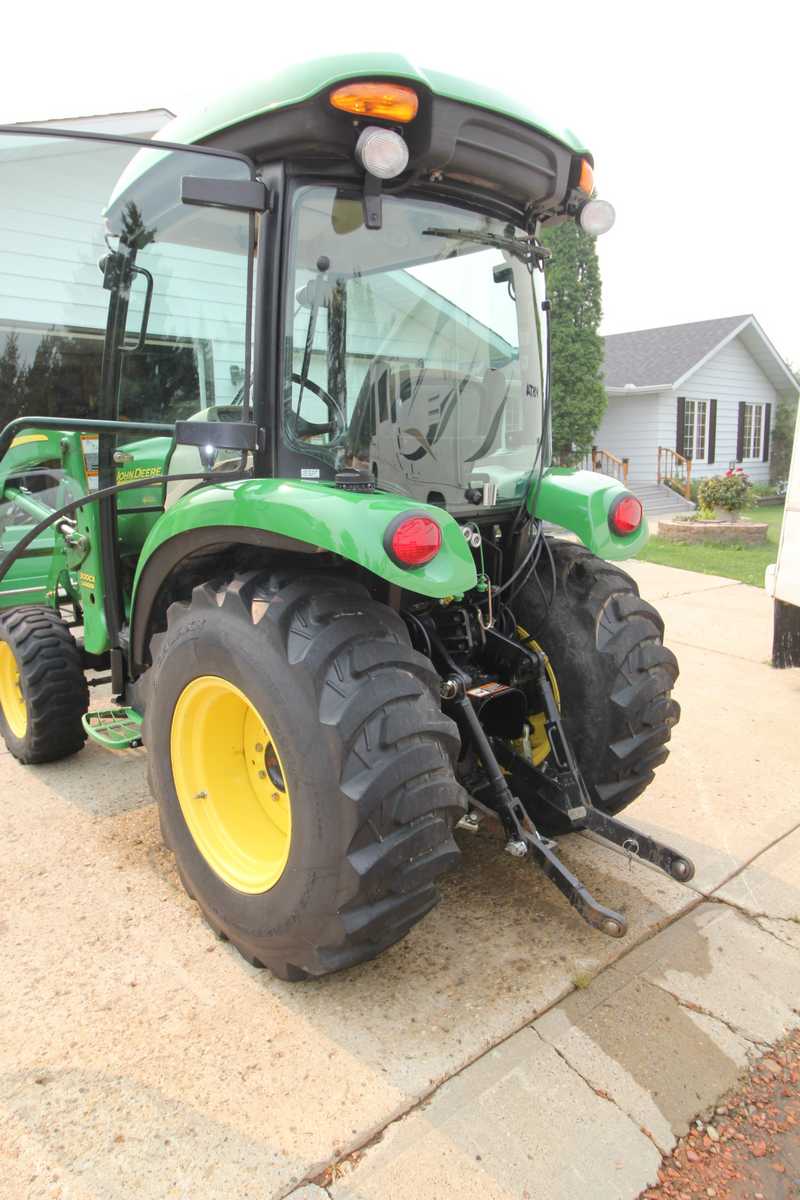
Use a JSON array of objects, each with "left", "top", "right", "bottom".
[{"left": 602, "top": 315, "right": 750, "bottom": 389}]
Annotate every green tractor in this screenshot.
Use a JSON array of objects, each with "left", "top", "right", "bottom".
[{"left": 0, "top": 55, "right": 692, "bottom": 980}]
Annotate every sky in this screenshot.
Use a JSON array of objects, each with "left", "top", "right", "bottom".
[{"left": 3, "top": 0, "right": 798, "bottom": 366}]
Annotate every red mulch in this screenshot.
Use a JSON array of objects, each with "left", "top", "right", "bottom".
[{"left": 641, "top": 1027, "right": 800, "bottom": 1200}]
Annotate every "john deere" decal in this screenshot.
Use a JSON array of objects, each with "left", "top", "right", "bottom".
[{"left": 116, "top": 466, "right": 161, "bottom": 483}]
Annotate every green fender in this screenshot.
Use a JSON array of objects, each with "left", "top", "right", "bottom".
[
  {"left": 130, "top": 477, "right": 477, "bottom": 659},
  {"left": 531, "top": 468, "right": 649, "bottom": 560}
]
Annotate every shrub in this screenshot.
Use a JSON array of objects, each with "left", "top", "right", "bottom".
[
  {"left": 663, "top": 476, "right": 700, "bottom": 503},
  {"left": 697, "top": 468, "right": 752, "bottom": 513}
]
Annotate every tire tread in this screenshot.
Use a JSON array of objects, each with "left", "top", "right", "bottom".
[
  {"left": 0, "top": 606, "right": 88, "bottom": 764},
  {"left": 514, "top": 540, "right": 680, "bottom": 823},
  {"left": 153, "top": 569, "right": 465, "bottom": 979}
]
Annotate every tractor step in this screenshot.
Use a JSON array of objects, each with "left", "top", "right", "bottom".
[{"left": 82, "top": 706, "right": 143, "bottom": 750}]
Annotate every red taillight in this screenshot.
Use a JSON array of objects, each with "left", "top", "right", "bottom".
[
  {"left": 386, "top": 515, "right": 442, "bottom": 567},
  {"left": 609, "top": 494, "right": 643, "bottom": 536}
]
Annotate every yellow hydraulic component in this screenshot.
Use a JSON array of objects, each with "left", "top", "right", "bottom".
[
  {"left": 515, "top": 627, "right": 560, "bottom": 767},
  {"left": 170, "top": 676, "right": 291, "bottom": 894},
  {"left": 0, "top": 642, "right": 27, "bottom": 738}
]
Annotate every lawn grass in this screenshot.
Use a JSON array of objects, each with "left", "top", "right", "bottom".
[{"left": 635, "top": 504, "right": 785, "bottom": 587}]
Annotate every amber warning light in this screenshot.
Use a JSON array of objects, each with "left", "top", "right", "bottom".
[
  {"left": 330, "top": 81, "right": 419, "bottom": 123},
  {"left": 578, "top": 158, "right": 594, "bottom": 195}
]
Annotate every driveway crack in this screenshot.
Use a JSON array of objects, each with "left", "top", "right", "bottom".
[
  {"left": 532, "top": 1028, "right": 664, "bottom": 1153},
  {"left": 755, "top": 915, "right": 800, "bottom": 951},
  {"left": 647, "top": 979, "right": 769, "bottom": 1050}
]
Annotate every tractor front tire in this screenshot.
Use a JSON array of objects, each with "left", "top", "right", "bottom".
[
  {"left": 144, "top": 569, "right": 465, "bottom": 980},
  {"left": 0, "top": 606, "right": 89, "bottom": 763},
  {"left": 514, "top": 541, "right": 679, "bottom": 832}
]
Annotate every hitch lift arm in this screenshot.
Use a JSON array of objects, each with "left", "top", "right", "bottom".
[{"left": 443, "top": 642, "right": 694, "bottom": 939}]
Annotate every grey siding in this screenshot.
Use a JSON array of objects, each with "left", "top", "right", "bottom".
[
  {"left": 676, "top": 335, "right": 777, "bottom": 482},
  {"left": 0, "top": 137, "right": 249, "bottom": 414},
  {"left": 592, "top": 390, "right": 672, "bottom": 481},
  {"left": 599, "top": 333, "right": 779, "bottom": 483}
]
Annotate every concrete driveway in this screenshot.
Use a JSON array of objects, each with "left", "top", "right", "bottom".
[{"left": 1, "top": 561, "right": 798, "bottom": 1200}]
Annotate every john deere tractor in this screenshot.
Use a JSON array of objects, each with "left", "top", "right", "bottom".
[{"left": 0, "top": 55, "right": 692, "bottom": 979}]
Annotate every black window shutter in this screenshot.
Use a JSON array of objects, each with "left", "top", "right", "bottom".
[
  {"left": 736, "top": 401, "right": 746, "bottom": 461},
  {"left": 676, "top": 397, "right": 686, "bottom": 455},
  {"left": 762, "top": 403, "right": 772, "bottom": 462},
  {"left": 707, "top": 398, "right": 717, "bottom": 464}
]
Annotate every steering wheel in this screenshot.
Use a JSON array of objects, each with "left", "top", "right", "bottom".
[{"left": 288, "top": 373, "right": 347, "bottom": 442}]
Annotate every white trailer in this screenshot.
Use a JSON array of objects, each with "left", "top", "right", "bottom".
[{"left": 766, "top": 403, "right": 800, "bottom": 666}]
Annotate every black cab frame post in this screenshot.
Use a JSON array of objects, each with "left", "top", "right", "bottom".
[{"left": 97, "top": 243, "right": 137, "bottom": 692}]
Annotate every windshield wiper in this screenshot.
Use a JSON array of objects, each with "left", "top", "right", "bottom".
[{"left": 422, "top": 227, "right": 550, "bottom": 267}]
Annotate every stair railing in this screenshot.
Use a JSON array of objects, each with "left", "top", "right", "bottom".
[
  {"left": 553, "top": 446, "right": 629, "bottom": 483},
  {"left": 657, "top": 447, "right": 692, "bottom": 499},
  {"left": 590, "top": 446, "right": 629, "bottom": 484}
]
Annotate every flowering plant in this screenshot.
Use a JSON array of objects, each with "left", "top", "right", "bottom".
[{"left": 697, "top": 468, "right": 752, "bottom": 514}]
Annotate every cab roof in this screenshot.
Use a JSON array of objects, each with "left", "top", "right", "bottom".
[{"left": 155, "top": 52, "right": 589, "bottom": 157}]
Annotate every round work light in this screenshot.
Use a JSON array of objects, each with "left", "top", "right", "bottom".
[
  {"left": 355, "top": 126, "right": 409, "bottom": 180},
  {"left": 578, "top": 198, "right": 616, "bottom": 236}
]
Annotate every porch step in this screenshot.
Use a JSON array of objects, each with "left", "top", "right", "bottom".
[{"left": 627, "top": 480, "right": 696, "bottom": 518}]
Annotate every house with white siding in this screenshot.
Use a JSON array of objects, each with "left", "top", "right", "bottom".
[
  {"left": 0, "top": 108, "right": 251, "bottom": 435},
  {"left": 595, "top": 315, "right": 799, "bottom": 508}
]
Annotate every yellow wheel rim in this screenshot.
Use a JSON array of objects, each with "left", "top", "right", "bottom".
[
  {"left": 0, "top": 642, "right": 27, "bottom": 739},
  {"left": 170, "top": 676, "right": 292, "bottom": 894},
  {"left": 515, "top": 628, "right": 560, "bottom": 767}
]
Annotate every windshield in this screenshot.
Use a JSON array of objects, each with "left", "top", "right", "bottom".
[{"left": 281, "top": 186, "right": 547, "bottom": 515}]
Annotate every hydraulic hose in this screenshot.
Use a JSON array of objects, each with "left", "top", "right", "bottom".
[{"left": 0, "top": 470, "right": 249, "bottom": 589}]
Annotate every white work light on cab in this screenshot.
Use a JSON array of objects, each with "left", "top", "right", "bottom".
[
  {"left": 355, "top": 126, "right": 409, "bottom": 180},
  {"left": 579, "top": 198, "right": 616, "bottom": 236}
]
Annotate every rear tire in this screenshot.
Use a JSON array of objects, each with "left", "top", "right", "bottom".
[
  {"left": 513, "top": 541, "right": 680, "bottom": 832},
  {"left": 0, "top": 606, "right": 89, "bottom": 763},
  {"left": 144, "top": 569, "right": 465, "bottom": 980}
]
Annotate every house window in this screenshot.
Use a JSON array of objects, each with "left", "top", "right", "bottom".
[
  {"left": 741, "top": 403, "right": 764, "bottom": 460},
  {"left": 683, "top": 399, "right": 708, "bottom": 461}
]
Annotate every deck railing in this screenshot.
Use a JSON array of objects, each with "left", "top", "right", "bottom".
[
  {"left": 554, "top": 446, "right": 629, "bottom": 483},
  {"left": 590, "top": 446, "right": 629, "bottom": 484},
  {"left": 657, "top": 446, "right": 693, "bottom": 499}
]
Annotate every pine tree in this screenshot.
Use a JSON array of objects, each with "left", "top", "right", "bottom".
[
  {"left": 0, "top": 331, "right": 23, "bottom": 429},
  {"left": 540, "top": 220, "right": 606, "bottom": 457}
]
